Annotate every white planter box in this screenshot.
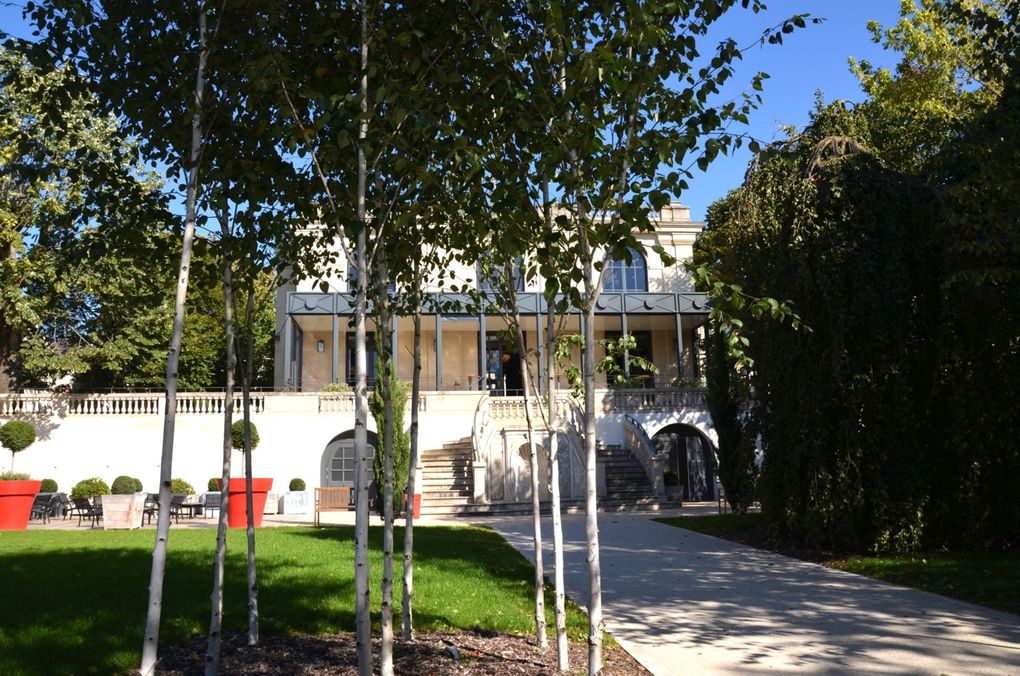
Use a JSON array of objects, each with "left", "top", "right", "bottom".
[
  {"left": 100, "top": 492, "right": 147, "bottom": 530},
  {"left": 263, "top": 492, "right": 281, "bottom": 514},
  {"left": 281, "top": 491, "right": 310, "bottom": 515}
]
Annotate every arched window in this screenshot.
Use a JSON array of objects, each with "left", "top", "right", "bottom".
[{"left": 604, "top": 247, "right": 647, "bottom": 292}]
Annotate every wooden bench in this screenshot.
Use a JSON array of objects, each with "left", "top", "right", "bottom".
[{"left": 314, "top": 487, "right": 354, "bottom": 527}]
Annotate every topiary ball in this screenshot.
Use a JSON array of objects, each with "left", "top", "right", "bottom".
[
  {"left": 72, "top": 477, "right": 110, "bottom": 499},
  {"left": 0, "top": 420, "right": 36, "bottom": 453},
  {"left": 112, "top": 475, "right": 140, "bottom": 494},
  {"left": 230, "top": 420, "right": 260, "bottom": 451},
  {"left": 208, "top": 477, "right": 220, "bottom": 492},
  {"left": 289, "top": 478, "right": 306, "bottom": 491},
  {"left": 40, "top": 478, "right": 58, "bottom": 493},
  {"left": 170, "top": 478, "right": 194, "bottom": 495}
]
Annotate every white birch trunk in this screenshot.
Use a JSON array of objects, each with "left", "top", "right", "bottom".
[
  {"left": 205, "top": 206, "right": 236, "bottom": 675},
  {"left": 401, "top": 270, "right": 422, "bottom": 641},
  {"left": 242, "top": 290, "right": 259, "bottom": 646},
  {"left": 139, "top": 7, "right": 209, "bottom": 674},
  {"left": 378, "top": 258, "right": 395, "bottom": 676},
  {"left": 506, "top": 262, "right": 546, "bottom": 647},
  {"left": 353, "top": 6, "right": 373, "bottom": 673}
]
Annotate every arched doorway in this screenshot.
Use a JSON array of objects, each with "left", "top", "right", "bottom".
[
  {"left": 320, "top": 430, "right": 378, "bottom": 498},
  {"left": 652, "top": 424, "right": 716, "bottom": 501}
]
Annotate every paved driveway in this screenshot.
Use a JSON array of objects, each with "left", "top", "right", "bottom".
[{"left": 485, "top": 512, "right": 1020, "bottom": 675}]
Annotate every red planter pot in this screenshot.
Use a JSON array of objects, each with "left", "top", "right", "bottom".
[
  {"left": 219, "top": 478, "right": 273, "bottom": 528},
  {"left": 0, "top": 480, "right": 43, "bottom": 531}
]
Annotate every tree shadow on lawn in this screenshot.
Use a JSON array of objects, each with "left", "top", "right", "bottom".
[{"left": 0, "top": 525, "right": 563, "bottom": 674}]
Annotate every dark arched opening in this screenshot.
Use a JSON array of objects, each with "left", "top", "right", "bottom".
[
  {"left": 652, "top": 424, "right": 716, "bottom": 501},
  {"left": 320, "top": 430, "right": 379, "bottom": 502}
]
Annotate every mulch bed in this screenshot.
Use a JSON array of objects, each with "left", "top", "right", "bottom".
[{"left": 157, "top": 630, "right": 650, "bottom": 675}]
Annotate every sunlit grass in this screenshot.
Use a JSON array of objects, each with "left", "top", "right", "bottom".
[{"left": 0, "top": 526, "right": 587, "bottom": 674}]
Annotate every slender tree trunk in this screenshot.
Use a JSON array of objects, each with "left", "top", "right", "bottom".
[
  {"left": 353, "top": 5, "right": 373, "bottom": 673},
  {"left": 581, "top": 268, "right": 603, "bottom": 675},
  {"left": 140, "top": 7, "right": 209, "bottom": 674},
  {"left": 378, "top": 256, "right": 395, "bottom": 676},
  {"left": 242, "top": 289, "right": 259, "bottom": 646},
  {"left": 506, "top": 262, "right": 546, "bottom": 648},
  {"left": 401, "top": 260, "right": 422, "bottom": 640},
  {"left": 205, "top": 207, "right": 236, "bottom": 675},
  {"left": 544, "top": 180, "right": 568, "bottom": 672}
]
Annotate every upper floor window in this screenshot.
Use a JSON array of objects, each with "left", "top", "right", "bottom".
[
  {"left": 477, "top": 257, "right": 525, "bottom": 292},
  {"left": 604, "top": 247, "right": 647, "bottom": 292}
]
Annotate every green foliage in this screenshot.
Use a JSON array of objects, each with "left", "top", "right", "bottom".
[
  {"left": 369, "top": 365, "right": 411, "bottom": 517},
  {"left": 40, "top": 478, "right": 58, "bottom": 492},
  {"left": 0, "top": 420, "right": 36, "bottom": 453},
  {"left": 0, "top": 471, "right": 31, "bottom": 481},
  {"left": 230, "top": 420, "right": 259, "bottom": 451},
  {"left": 111, "top": 475, "right": 143, "bottom": 494},
  {"left": 320, "top": 382, "right": 351, "bottom": 393},
  {"left": 71, "top": 477, "right": 110, "bottom": 499},
  {"left": 288, "top": 478, "right": 306, "bottom": 492},
  {"left": 207, "top": 478, "right": 220, "bottom": 492},
  {"left": 596, "top": 334, "right": 659, "bottom": 388},
  {"left": 706, "top": 329, "right": 757, "bottom": 514},
  {"left": 170, "top": 478, "right": 194, "bottom": 495},
  {"left": 663, "top": 471, "right": 679, "bottom": 487}
]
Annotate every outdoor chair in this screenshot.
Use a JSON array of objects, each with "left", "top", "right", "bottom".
[
  {"left": 71, "top": 496, "right": 102, "bottom": 527},
  {"left": 168, "top": 494, "right": 188, "bottom": 524},
  {"left": 142, "top": 493, "right": 158, "bottom": 525},
  {"left": 201, "top": 491, "right": 221, "bottom": 519},
  {"left": 55, "top": 492, "right": 72, "bottom": 519},
  {"left": 29, "top": 494, "right": 54, "bottom": 524}
]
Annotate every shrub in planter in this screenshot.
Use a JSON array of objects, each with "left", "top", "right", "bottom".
[
  {"left": 171, "top": 478, "right": 194, "bottom": 495},
  {"left": 40, "top": 478, "right": 58, "bottom": 493},
  {"left": 208, "top": 477, "right": 220, "bottom": 492},
  {"left": 72, "top": 477, "right": 110, "bottom": 499},
  {"left": 0, "top": 471, "right": 30, "bottom": 481},
  {"left": 289, "top": 478, "right": 306, "bottom": 491},
  {"left": 320, "top": 382, "right": 351, "bottom": 393},
  {"left": 111, "top": 475, "right": 143, "bottom": 494},
  {"left": 1, "top": 420, "right": 37, "bottom": 472},
  {"left": 230, "top": 420, "right": 260, "bottom": 451}
]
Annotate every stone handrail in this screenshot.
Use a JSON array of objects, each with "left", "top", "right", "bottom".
[
  {"left": 623, "top": 413, "right": 666, "bottom": 496},
  {"left": 0, "top": 391, "right": 266, "bottom": 416},
  {"left": 607, "top": 387, "right": 707, "bottom": 412},
  {"left": 318, "top": 393, "right": 356, "bottom": 413}
]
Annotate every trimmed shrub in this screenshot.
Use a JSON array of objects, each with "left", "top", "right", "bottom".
[
  {"left": 170, "top": 478, "right": 194, "bottom": 495},
  {"left": 321, "top": 382, "right": 351, "bottom": 393},
  {"left": 1, "top": 420, "right": 37, "bottom": 471},
  {"left": 208, "top": 477, "right": 220, "bottom": 491},
  {"left": 40, "top": 478, "right": 58, "bottom": 492},
  {"left": 289, "top": 478, "right": 306, "bottom": 491},
  {"left": 230, "top": 420, "right": 260, "bottom": 451},
  {"left": 72, "top": 477, "right": 110, "bottom": 499},
  {"left": 111, "top": 475, "right": 143, "bottom": 494},
  {"left": 0, "top": 471, "right": 30, "bottom": 481}
]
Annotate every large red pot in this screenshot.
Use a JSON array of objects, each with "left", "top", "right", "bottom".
[
  {"left": 219, "top": 478, "right": 273, "bottom": 528},
  {"left": 0, "top": 480, "right": 43, "bottom": 531}
]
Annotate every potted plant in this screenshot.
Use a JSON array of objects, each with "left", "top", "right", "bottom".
[
  {"left": 281, "top": 477, "right": 309, "bottom": 515},
  {"left": 219, "top": 420, "right": 273, "bottom": 528},
  {"left": 0, "top": 420, "right": 41, "bottom": 531},
  {"left": 101, "top": 475, "right": 146, "bottom": 529},
  {"left": 664, "top": 470, "right": 683, "bottom": 506}
]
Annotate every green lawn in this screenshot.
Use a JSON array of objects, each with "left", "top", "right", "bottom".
[
  {"left": 655, "top": 513, "right": 1020, "bottom": 617},
  {"left": 0, "top": 526, "right": 586, "bottom": 675}
]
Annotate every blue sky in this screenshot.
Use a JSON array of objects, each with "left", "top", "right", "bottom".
[{"left": 1, "top": 1, "right": 904, "bottom": 221}]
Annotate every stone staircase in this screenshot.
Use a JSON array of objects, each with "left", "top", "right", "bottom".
[
  {"left": 598, "top": 444, "right": 670, "bottom": 512},
  {"left": 419, "top": 438, "right": 474, "bottom": 516}
]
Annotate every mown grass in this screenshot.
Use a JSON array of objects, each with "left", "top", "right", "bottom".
[
  {"left": 655, "top": 513, "right": 1020, "bottom": 617},
  {"left": 0, "top": 525, "right": 587, "bottom": 675}
]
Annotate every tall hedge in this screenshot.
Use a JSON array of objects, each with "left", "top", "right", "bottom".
[{"left": 369, "top": 365, "right": 410, "bottom": 517}]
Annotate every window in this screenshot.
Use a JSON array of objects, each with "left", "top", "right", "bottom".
[
  {"left": 477, "top": 257, "right": 525, "bottom": 292},
  {"left": 604, "top": 247, "right": 647, "bottom": 292}
]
